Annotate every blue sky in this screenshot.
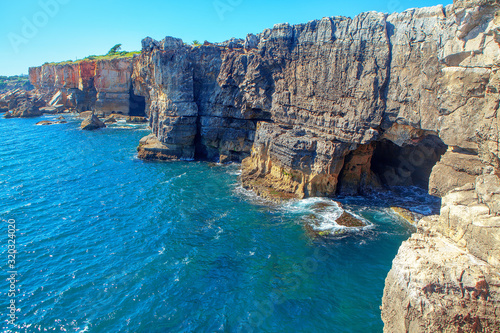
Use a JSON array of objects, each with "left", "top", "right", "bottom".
[{"left": 0, "top": 0, "right": 452, "bottom": 76}]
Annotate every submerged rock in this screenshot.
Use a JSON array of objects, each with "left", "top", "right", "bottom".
[
  {"left": 81, "top": 113, "right": 106, "bottom": 130},
  {"left": 390, "top": 207, "right": 422, "bottom": 225},
  {"left": 36, "top": 120, "right": 53, "bottom": 126},
  {"left": 336, "top": 211, "right": 365, "bottom": 228},
  {"left": 36, "top": 119, "right": 67, "bottom": 126},
  {"left": 104, "top": 116, "right": 117, "bottom": 124},
  {"left": 127, "top": 116, "right": 147, "bottom": 123},
  {"left": 305, "top": 200, "right": 366, "bottom": 237},
  {"left": 0, "top": 89, "right": 45, "bottom": 118},
  {"left": 105, "top": 113, "right": 147, "bottom": 124}
]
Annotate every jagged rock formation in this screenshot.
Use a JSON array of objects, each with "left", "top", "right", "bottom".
[
  {"left": 382, "top": 172, "right": 500, "bottom": 333},
  {"left": 133, "top": 36, "right": 270, "bottom": 161},
  {"left": 20, "top": 0, "right": 500, "bottom": 330},
  {"left": 1, "top": 89, "right": 45, "bottom": 118},
  {"left": 133, "top": 2, "right": 499, "bottom": 198},
  {"left": 80, "top": 112, "right": 106, "bottom": 130},
  {"left": 29, "top": 58, "right": 145, "bottom": 117}
]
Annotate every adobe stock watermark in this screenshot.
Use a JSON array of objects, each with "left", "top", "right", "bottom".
[
  {"left": 213, "top": 0, "right": 243, "bottom": 21},
  {"left": 387, "top": 0, "right": 404, "bottom": 13},
  {"left": 8, "top": 0, "right": 71, "bottom": 54}
]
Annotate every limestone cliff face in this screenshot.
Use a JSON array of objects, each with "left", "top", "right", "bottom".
[
  {"left": 133, "top": 37, "right": 271, "bottom": 161},
  {"left": 243, "top": 2, "right": 500, "bottom": 199},
  {"left": 29, "top": 58, "right": 140, "bottom": 116},
  {"left": 135, "top": 2, "right": 499, "bottom": 198},
  {"left": 382, "top": 174, "right": 500, "bottom": 333},
  {"left": 379, "top": 2, "right": 500, "bottom": 331}
]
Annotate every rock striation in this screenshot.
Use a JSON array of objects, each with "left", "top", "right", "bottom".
[
  {"left": 382, "top": 172, "right": 500, "bottom": 332},
  {"left": 29, "top": 58, "right": 145, "bottom": 117},
  {"left": 133, "top": 2, "right": 499, "bottom": 198},
  {"left": 133, "top": 36, "right": 270, "bottom": 162}
]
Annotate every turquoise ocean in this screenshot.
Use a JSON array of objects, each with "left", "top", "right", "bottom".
[{"left": 0, "top": 114, "right": 440, "bottom": 332}]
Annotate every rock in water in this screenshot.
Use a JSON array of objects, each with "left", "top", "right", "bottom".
[
  {"left": 104, "top": 116, "right": 117, "bottom": 124},
  {"left": 81, "top": 113, "right": 106, "bottom": 130},
  {"left": 136, "top": 134, "right": 180, "bottom": 161},
  {"left": 36, "top": 120, "right": 53, "bottom": 126}
]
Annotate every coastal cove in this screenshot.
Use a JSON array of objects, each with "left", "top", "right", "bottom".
[{"left": 0, "top": 115, "right": 434, "bottom": 332}]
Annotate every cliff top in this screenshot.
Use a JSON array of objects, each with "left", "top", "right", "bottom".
[{"left": 44, "top": 51, "right": 140, "bottom": 66}]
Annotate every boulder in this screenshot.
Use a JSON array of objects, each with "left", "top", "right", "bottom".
[
  {"left": 81, "top": 112, "right": 106, "bottom": 130},
  {"left": 36, "top": 120, "right": 53, "bottom": 125},
  {"left": 137, "top": 134, "right": 181, "bottom": 160},
  {"left": 104, "top": 116, "right": 117, "bottom": 123},
  {"left": 0, "top": 89, "right": 45, "bottom": 118}
]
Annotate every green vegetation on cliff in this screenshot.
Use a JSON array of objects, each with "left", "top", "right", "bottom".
[
  {"left": 0, "top": 75, "right": 33, "bottom": 94},
  {"left": 44, "top": 44, "right": 140, "bottom": 66}
]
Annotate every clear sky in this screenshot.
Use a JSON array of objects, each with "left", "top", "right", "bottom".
[{"left": 0, "top": 0, "right": 453, "bottom": 76}]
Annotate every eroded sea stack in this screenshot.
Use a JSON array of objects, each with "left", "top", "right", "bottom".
[{"left": 26, "top": 0, "right": 500, "bottom": 331}]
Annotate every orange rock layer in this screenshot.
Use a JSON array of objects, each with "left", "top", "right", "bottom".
[{"left": 29, "top": 58, "right": 134, "bottom": 115}]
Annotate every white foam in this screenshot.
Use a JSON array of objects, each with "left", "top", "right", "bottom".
[{"left": 282, "top": 197, "right": 373, "bottom": 233}]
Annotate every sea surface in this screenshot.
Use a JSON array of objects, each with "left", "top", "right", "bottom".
[{"left": 0, "top": 114, "right": 440, "bottom": 332}]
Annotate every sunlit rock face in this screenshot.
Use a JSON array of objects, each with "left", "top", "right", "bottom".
[{"left": 29, "top": 58, "right": 141, "bottom": 116}]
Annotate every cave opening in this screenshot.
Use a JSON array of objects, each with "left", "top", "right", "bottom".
[
  {"left": 129, "top": 88, "right": 146, "bottom": 117},
  {"left": 370, "top": 135, "right": 447, "bottom": 191}
]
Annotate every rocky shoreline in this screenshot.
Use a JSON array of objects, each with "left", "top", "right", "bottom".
[{"left": 2, "top": 0, "right": 499, "bottom": 330}]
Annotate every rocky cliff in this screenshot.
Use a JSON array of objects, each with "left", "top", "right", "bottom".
[
  {"left": 133, "top": 2, "right": 499, "bottom": 198},
  {"left": 130, "top": 0, "right": 500, "bottom": 331},
  {"left": 22, "top": 0, "right": 500, "bottom": 330},
  {"left": 29, "top": 58, "right": 145, "bottom": 116},
  {"left": 133, "top": 37, "right": 272, "bottom": 161}
]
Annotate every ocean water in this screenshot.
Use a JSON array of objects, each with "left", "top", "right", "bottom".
[{"left": 0, "top": 114, "right": 440, "bottom": 332}]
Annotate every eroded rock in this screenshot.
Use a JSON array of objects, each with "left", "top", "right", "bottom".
[{"left": 81, "top": 112, "right": 106, "bottom": 130}]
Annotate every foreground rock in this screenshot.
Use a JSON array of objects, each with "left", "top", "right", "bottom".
[
  {"left": 382, "top": 171, "right": 500, "bottom": 332},
  {"left": 80, "top": 113, "right": 106, "bottom": 130}
]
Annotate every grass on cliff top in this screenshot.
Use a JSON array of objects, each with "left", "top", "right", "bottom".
[
  {"left": 44, "top": 51, "right": 141, "bottom": 66},
  {"left": 0, "top": 75, "right": 33, "bottom": 93}
]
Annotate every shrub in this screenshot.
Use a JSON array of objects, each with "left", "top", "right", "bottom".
[{"left": 107, "top": 44, "right": 122, "bottom": 55}]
